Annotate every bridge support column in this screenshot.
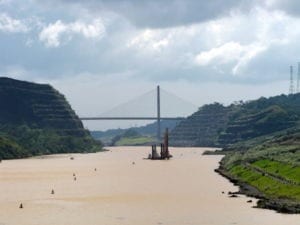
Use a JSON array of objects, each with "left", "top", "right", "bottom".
[{"left": 157, "top": 85, "right": 161, "bottom": 141}]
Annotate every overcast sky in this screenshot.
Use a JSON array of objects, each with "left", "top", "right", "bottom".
[{"left": 1, "top": 0, "right": 299, "bottom": 130}]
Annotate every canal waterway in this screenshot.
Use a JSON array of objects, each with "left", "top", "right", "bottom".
[{"left": 0, "top": 146, "right": 298, "bottom": 225}]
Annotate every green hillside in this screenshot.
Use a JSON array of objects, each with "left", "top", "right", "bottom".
[
  {"left": 91, "top": 120, "right": 178, "bottom": 146},
  {"left": 170, "top": 103, "right": 235, "bottom": 147},
  {"left": 110, "top": 129, "right": 156, "bottom": 146},
  {"left": 218, "top": 94, "right": 299, "bottom": 145},
  {"left": 218, "top": 126, "right": 300, "bottom": 213},
  {"left": 170, "top": 94, "right": 300, "bottom": 147},
  {"left": 0, "top": 77, "right": 102, "bottom": 159},
  {"left": 170, "top": 93, "right": 300, "bottom": 212}
]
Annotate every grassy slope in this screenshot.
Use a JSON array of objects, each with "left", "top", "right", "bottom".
[
  {"left": 92, "top": 120, "right": 179, "bottom": 146},
  {"left": 253, "top": 159, "right": 300, "bottom": 184},
  {"left": 115, "top": 136, "right": 155, "bottom": 146},
  {"left": 219, "top": 127, "right": 300, "bottom": 213},
  {"left": 230, "top": 165, "right": 300, "bottom": 200},
  {"left": 170, "top": 93, "right": 300, "bottom": 213}
]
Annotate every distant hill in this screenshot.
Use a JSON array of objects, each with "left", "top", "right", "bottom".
[
  {"left": 218, "top": 113, "right": 300, "bottom": 213},
  {"left": 110, "top": 129, "right": 156, "bottom": 146},
  {"left": 169, "top": 103, "right": 235, "bottom": 147},
  {"left": 91, "top": 119, "right": 179, "bottom": 145},
  {"left": 169, "top": 92, "right": 300, "bottom": 213},
  {"left": 170, "top": 94, "right": 300, "bottom": 147},
  {"left": 218, "top": 94, "right": 299, "bottom": 146},
  {"left": 0, "top": 77, "right": 102, "bottom": 159}
]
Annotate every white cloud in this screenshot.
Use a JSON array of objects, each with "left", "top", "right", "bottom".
[
  {"left": 128, "top": 29, "right": 170, "bottom": 52},
  {"left": 195, "top": 42, "right": 267, "bottom": 75},
  {"left": 2, "top": 0, "right": 300, "bottom": 132},
  {"left": 195, "top": 42, "right": 246, "bottom": 66},
  {"left": 0, "top": 13, "right": 29, "bottom": 33},
  {"left": 71, "top": 19, "right": 105, "bottom": 38},
  {"left": 232, "top": 44, "right": 267, "bottom": 75},
  {"left": 39, "top": 20, "right": 67, "bottom": 47},
  {"left": 2, "top": 3, "right": 297, "bottom": 83},
  {"left": 39, "top": 18, "right": 106, "bottom": 47},
  {"left": 190, "top": 8, "right": 299, "bottom": 77},
  {"left": 114, "top": 7, "right": 300, "bottom": 81}
]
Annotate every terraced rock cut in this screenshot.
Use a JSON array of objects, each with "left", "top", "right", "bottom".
[{"left": 0, "top": 77, "right": 102, "bottom": 159}]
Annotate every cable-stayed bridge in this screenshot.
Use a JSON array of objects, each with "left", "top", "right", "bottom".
[{"left": 80, "top": 86, "right": 197, "bottom": 140}]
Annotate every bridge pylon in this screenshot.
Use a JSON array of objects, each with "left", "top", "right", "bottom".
[{"left": 157, "top": 85, "right": 161, "bottom": 141}]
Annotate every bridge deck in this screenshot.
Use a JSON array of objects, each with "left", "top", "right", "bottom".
[{"left": 79, "top": 117, "right": 185, "bottom": 121}]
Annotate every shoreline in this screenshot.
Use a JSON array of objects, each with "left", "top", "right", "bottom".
[
  {"left": 3, "top": 147, "right": 300, "bottom": 214},
  {"left": 215, "top": 161, "right": 300, "bottom": 214},
  {"left": 0, "top": 146, "right": 299, "bottom": 225}
]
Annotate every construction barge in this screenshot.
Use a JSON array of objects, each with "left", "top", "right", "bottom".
[{"left": 148, "top": 128, "right": 172, "bottom": 160}]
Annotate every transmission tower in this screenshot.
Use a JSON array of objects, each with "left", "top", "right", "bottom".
[
  {"left": 297, "top": 62, "right": 300, "bottom": 93},
  {"left": 289, "top": 65, "right": 294, "bottom": 95}
]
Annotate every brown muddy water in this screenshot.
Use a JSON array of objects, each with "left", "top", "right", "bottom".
[{"left": 0, "top": 146, "right": 299, "bottom": 225}]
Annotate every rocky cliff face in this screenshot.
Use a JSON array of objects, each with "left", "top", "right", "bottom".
[{"left": 0, "top": 77, "right": 102, "bottom": 159}]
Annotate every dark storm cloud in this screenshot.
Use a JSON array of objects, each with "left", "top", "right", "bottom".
[
  {"left": 48, "top": 0, "right": 255, "bottom": 28},
  {"left": 1, "top": 0, "right": 298, "bottom": 85},
  {"left": 269, "top": 0, "right": 300, "bottom": 17}
]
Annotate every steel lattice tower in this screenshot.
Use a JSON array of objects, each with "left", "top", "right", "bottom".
[
  {"left": 297, "top": 62, "right": 300, "bottom": 93},
  {"left": 289, "top": 65, "right": 294, "bottom": 95}
]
